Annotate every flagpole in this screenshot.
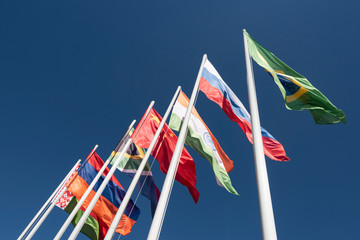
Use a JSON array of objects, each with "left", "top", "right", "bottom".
[
  {"left": 23, "top": 157, "right": 83, "bottom": 240},
  {"left": 76, "top": 144, "right": 99, "bottom": 173},
  {"left": 147, "top": 55, "right": 207, "bottom": 240},
  {"left": 68, "top": 140, "right": 132, "bottom": 240},
  {"left": 104, "top": 87, "right": 181, "bottom": 240},
  {"left": 54, "top": 120, "right": 136, "bottom": 240},
  {"left": 17, "top": 159, "right": 81, "bottom": 240},
  {"left": 24, "top": 145, "right": 98, "bottom": 240},
  {"left": 243, "top": 29, "right": 278, "bottom": 240},
  {"left": 68, "top": 102, "right": 154, "bottom": 240}
]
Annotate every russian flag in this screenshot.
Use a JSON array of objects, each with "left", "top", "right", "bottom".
[{"left": 199, "top": 59, "right": 289, "bottom": 161}]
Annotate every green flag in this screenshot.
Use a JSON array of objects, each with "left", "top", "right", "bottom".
[{"left": 244, "top": 30, "right": 346, "bottom": 124}]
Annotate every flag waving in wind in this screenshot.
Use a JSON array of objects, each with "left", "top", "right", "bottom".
[
  {"left": 132, "top": 108, "right": 199, "bottom": 203},
  {"left": 169, "top": 91, "right": 239, "bottom": 195},
  {"left": 199, "top": 58, "right": 290, "bottom": 161},
  {"left": 244, "top": 30, "right": 346, "bottom": 124},
  {"left": 55, "top": 162, "right": 104, "bottom": 240},
  {"left": 109, "top": 129, "right": 160, "bottom": 217},
  {"left": 68, "top": 152, "right": 140, "bottom": 238}
]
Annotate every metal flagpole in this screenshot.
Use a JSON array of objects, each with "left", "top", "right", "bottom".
[
  {"left": 68, "top": 102, "right": 154, "bottom": 240},
  {"left": 147, "top": 55, "right": 207, "bottom": 240},
  {"left": 104, "top": 87, "right": 181, "bottom": 240},
  {"left": 17, "top": 159, "right": 81, "bottom": 240},
  {"left": 54, "top": 120, "right": 136, "bottom": 240},
  {"left": 25, "top": 145, "right": 99, "bottom": 240},
  {"left": 24, "top": 184, "right": 71, "bottom": 240},
  {"left": 243, "top": 29, "right": 278, "bottom": 240}
]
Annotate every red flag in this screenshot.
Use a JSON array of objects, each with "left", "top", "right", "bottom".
[{"left": 132, "top": 108, "right": 199, "bottom": 203}]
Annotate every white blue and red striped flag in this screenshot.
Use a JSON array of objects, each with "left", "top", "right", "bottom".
[{"left": 199, "top": 59, "right": 289, "bottom": 161}]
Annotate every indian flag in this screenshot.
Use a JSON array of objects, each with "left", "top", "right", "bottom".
[{"left": 169, "top": 91, "right": 239, "bottom": 195}]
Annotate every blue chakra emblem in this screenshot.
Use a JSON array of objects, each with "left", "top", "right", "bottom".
[{"left": 203, "top": 132, "right": 216, "bottom": 152}]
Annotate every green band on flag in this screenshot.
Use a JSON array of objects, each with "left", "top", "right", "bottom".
[
  {"left": 244, "top": 30, "right": 346, "bottom": 124},
  {"left": 65, "top": 197, "right": 100, "bottom": 240},
  {"left": 169, "top": 91, "right": 239, "bottom": 195},
  {"left": 170, "top": 113, "right": 238, "bottom": 195}
]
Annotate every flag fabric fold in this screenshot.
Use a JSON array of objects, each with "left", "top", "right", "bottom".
[
  {"left": 55, "top": 162, "right": 81, "bottom": 209},
  {"left": 244, "top": 30, "right": 346, "bottom": 124},
  {"left": 132, "top": 108, "right": 199, "bottom": 203},
  {"left": 66, "top": 152, "right": 140, "bottom": 238},
  {"left": 199, "top": 59, "right": 290, "bottom": 161},
  {"left": 169, "top": 91, "right": 239, "bottom": 195},
  {"left": 109, "top": 129, "right": 160, "bottom": 217},
  {"left": 55, "top": 162, "right": 106, "bottom": 240},
  {"left": 64, "top": 197, "right": 108, "bottom": 240}
]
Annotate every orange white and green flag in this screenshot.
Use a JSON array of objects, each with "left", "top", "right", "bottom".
[{"left": 169, "top": 91, "right": 239, "bottom": 195}]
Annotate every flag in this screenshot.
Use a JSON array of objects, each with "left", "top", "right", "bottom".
[
  {"left": 55, "top": 162, "right": 106, "bottom": 240},
  {"left": 55, "top": 162, "right": 81, "bottom": 209},
  {"left": 109, "top": 129, "right": 160, "bottom": 217},
  {"left": 169, "top": 91, "right": 239, "bottom": 195},
  {"left": 199, "top": 59, "right": 290, "bottom": 161},
  {"left": 56, "top": 192, "right": 108, "bottom": 240},
  {"left": 244, "top": 30, "right": 346, "bottom": 124},
  {"left": 67, "top": 152, "right": 140, "bottom": 238},
  {"left": 132, "top": 108, "right": 199, "bottom": 203}
]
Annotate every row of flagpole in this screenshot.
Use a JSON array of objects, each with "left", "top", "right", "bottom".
[
  {"left": 147, "top": 54, "right": 207, "bottom": 239},
  {"left": 22, "top": 145, "right": 99, "bottom": 240},
  {"left": 67, "top": 117, "right": 142, "bottom": 240},
  {"left": 67, "top": 100, "right": 156, "bottom": 239},
  {"left": 17, "top": 159, "right": 81, "bottom": 240},
  {"left": 19, "top": 29, "right": 277, "bottom": 240},
  {"left": 54, "top": 121, "right": 137, "bottom": 240},
  {"left": 104, "top": 86, "right": 181, "bottom": 240}
]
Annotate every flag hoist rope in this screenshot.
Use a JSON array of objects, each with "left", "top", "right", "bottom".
[
  {"left": 24, "top": 145, "right": 98, "bottom": 240},
  {"left": 17, "top": 159, "right": 81, "bottom": 240},
  {"left": 147, "top": 54, "right": 207, "bottom": 240},
  {"left": 54, "top": 120, "right": 137, "bottom": 240},
  {"left": 243, "top": 29, "right": 278, "bottom": 240},
  {"left": 68, "top": 102, "right": 155, "bottom": 240},
  {"left": 104, "top": 86, "right": 182, "bottom": 240}
]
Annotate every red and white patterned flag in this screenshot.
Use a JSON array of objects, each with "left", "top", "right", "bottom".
[{"left": 54, "top": 162, "right": 81, "bottom": 209}]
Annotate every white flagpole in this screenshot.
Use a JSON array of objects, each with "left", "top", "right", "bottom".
[
  {"left": 23, "top": 157, "right": 84, "bottom": 240},
  {"left": 104, "top": 87, "right": 181, "bottom": 240},
  {"left": 54, "top": 120, "right": 136, "bottom": 240},
  {"left": 243, "top": 29, "right": 278, "bottom": 240},
  {"left": 25, "top": 185, "right": 69, "bottom": 240},
  {"left": 147, "top": 55, "right": 207, "bottom": 240},
  {"left": 17, "top": 159, "right": 81, "bottom": 240},
  {"left": 25, "top": 145, "right": 98, "bottom": 240},
  {"left": 68, "top": 102, "right": 154, "bottom": 240}
]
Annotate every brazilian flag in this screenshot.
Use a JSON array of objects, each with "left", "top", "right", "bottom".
[{"left": 244, "top": 30, "right": 346, "bottom": 124}]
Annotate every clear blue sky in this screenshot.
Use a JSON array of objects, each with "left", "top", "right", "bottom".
[{"left": 1, "top": 1, "right": 358, "bottom": 239}]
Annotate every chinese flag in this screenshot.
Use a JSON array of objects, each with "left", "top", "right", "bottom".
[{"left": 132, "top": 108, "right": 199, "bottom": 203}]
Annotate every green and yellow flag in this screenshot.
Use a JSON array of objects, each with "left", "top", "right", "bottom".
[{"left": 244, "top": 30, "right": 346, "bottom": 124}]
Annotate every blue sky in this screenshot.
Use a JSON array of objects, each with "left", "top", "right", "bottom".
[{"left": 1, "top": 1, "right": 359, "bottom": 239}]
